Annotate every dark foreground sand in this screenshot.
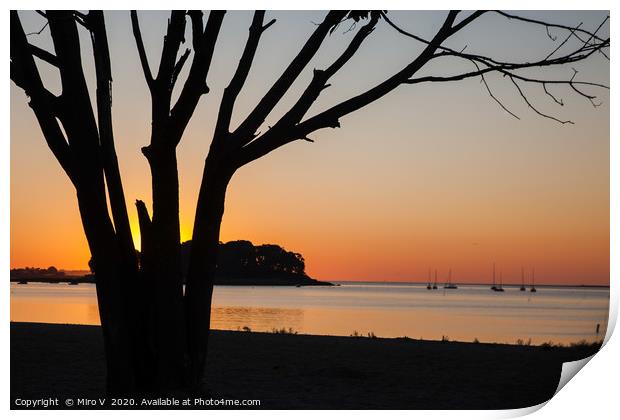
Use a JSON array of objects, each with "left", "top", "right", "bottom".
[{"left": 11, "top": 322, "right": 600, "bottom": 409}]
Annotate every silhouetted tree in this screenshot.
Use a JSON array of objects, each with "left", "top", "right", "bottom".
[
  {"left": 10, "top": 10, "right": 609, "bottom": 395},
  {"left": 179, "top": 240, "right": 309, "bottom": 281}
]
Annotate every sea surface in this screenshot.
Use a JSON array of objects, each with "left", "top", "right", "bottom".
[{"left": 10, "top": 281, "right": 609, "bottom": 345}]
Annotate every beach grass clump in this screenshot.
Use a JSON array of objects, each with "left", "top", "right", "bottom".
[
  {"left": 271, "top": 327, "right": 298, "bottom": 335},
  {"left": 350, "top": 330, "right": 378, "bottom": 338},
  {"left": 568, "top": 339, "right": 603, "bottom": 350},
  {"left": 515, "top": 338, "right": 532, "bottom": 346},
  {"left": 441, "top": 335, "right": 450, "bottom": 342},
  {"left": 540, "top": 341, "right": 564, "bottom": 349},
  {"left": 536, "top": 339, "right": 603, "bottom": 354}
]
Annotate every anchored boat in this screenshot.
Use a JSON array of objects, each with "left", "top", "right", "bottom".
[{"left": 444, "top": 268, "right": 458, "bottom": 289}]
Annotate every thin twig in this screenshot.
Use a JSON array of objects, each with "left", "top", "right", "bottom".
[
  {"left": 545, "top": 22, "right": 582, "bottom": 60},
  {"left": 509, "top": 76, "right": 573, "bottom": 124},
  {"left": 543, "top": 83, "right": 564, "bottom": 106},
  {"left": 26, "top": 21, "right": 49, "bottom": 36},
  {"left": 472, "top": 61, "right": 520, "bottom": 120}
]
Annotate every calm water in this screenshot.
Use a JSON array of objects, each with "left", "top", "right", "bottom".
[{"left": 10, "top": 282, "right": 609, "bottom": 345}]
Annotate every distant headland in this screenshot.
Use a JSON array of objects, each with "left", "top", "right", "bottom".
[{"left": 10, "top": 240, "right": 333, "bottom": 287}]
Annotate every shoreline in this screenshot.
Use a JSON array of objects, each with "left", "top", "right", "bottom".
[
  {"left": 10, "top": 278, "right": 335, "bottom": 287},
  {"left": 10, "top": 278, "right": 609, "bottom": 288},
  {"left": 9, "top": 320, "right": 604, "bottom": 347},
  {"left": 11, "top": 322, "right": 601, "bottom": 409}
]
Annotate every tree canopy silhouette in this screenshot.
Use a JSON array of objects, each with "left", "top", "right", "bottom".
[
  {"left": 179, "top": 240, "right": 317, "bottom": 284},
  {"left": 10, "top": 10, "right": 609, "bottom": 396}
]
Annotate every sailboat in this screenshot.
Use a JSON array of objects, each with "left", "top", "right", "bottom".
[
  {"left": 496, "top": 271, "right": 505, "bottom": 292},
  {"left": 530, "top": 268, "right": 537, "bottom": 293},
  {"left": 520, "top": 266, "right": 526, "bottom": 291},
  {"left": 432, "top": 269, "right": 438, "bottom": 289},
  {"left": 444, "top": 268, "right": 458, "bottom": 289},
  {"left": 491, "top": 263, "right": 498, "bottom": 291},
  {"left": 427, "top": 268, "right": 432, "bottom": 290}
]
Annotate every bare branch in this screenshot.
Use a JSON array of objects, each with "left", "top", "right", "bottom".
[
  {"left": 72, "top": 11, "right": 88, "bottom": 21},
  {"left": 89, "top": 10, "right": 137, "bottom": 258},
  {"left": 450, "top": 11, "right": 486, "bottom": 34},
  {"left": 232, "top": 11, "right": 349, "bottom": 141},
  {"left": 406, "top": 50, "right": 608, "bottom": 121},
  {"left": 494, "top": 11, "right": 608, "bottom": 43},
  {"left": 72, "top": 11, "right": 89, "bottom": 29},
  {"left": 543, "top": 83, "right": 564, "bottom": 106},
  {"left": 130, "top": 11, "right": 154, "bottom": 90},
  {"left": 187, "top": 11, "right": 204, "bottom": 52},
  {"left": 267, "top": 12, "right": 381, "bottom": 135},
  {"left": 171, "top": 48, "right": 191, "bottom": 90},
  {"left": 29, "top": 43, "right": 58, "bottom": 67},
  {"left": 169, "top": 11, "right": 226, "bottom": 142},
  {"left": 155, "top": 11, "right": 186, "bottom": 93},
  {"left": 397, "top": 11, "right": 608, "bottom": 124},
  {"left": 502, "top": 12, "right": 609, "bottom": 62},
  {"left": 234, "top": 9, "right": 609, "bottom": 167},
  {"left": 382, "top": 12, "right": 439, "bottom": 49},
  {"left": 505, "top": 70, "right": 608, "bottom": 91},
  {"left": 406, "top": 64, "right": 608, "bottom": 91},
  {"left": 388, "top": 11, "right": 608, "bottom": 71},
  {"left": 580, "top": 16, "right": 610, "bottom": 61},
  {"left": 263, "top": 18, "right": 276, "bottom": 31},
  {"left": 408, "top": 59, "right": 520, "bottom": 120},
  {"left": 509, "top": 76, "right": 573, "bottom": 124},
  {"left": 10, "top": 11, "right": 73, "bottom": 180},
  {"left": 136, "top": 199, "right": 152, "bottom": 231},
  {"left": 472, "top": 61, "right": 520, "bottom": 120},
  {"left": 215, "top": 11, "right": 270, "bottom": 141},
  {"left": 292, "top": 11, "right": 458, "bottom": 135},
  {"left": 26, "top": 21, "right": 49, "bottom": 36},
  {"left": 235, "top": 11, "right": 459, "bottom": 167},
  {"left": 544, "top": 22, "right": 582, "bottom": 60},
  {"left": 232, "top": 12, "right": 381, "bottom": 159},
  {"left": 135, "top": 199, "right": 153, "bottom": 254}
]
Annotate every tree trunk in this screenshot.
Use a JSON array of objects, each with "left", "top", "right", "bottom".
[
  {"left": 185, "top": 153, "right": 234, "bottom": 390},
  {"left": 140, "top": 142, "right": 188, "bottom": 393},
  {"left": 74, "top": 182, "right": 138, "bottom": 395}
]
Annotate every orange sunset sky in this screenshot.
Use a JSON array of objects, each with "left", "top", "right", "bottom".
[{"left": 10, "top": 11, "right": 610, "bottom": 285}]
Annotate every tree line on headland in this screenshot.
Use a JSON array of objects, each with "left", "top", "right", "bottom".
[
  {"left": 10, "top": 266, "right": 66, "bottom": 279},
  {"left": 181, "top": 240, "right": 332, "bottom": 285},
  {"left": 10, "top": 240, "right": 332, "bottom": 286}
]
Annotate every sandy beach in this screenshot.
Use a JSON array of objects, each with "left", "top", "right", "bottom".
[{"left": 11, "top": 322, "right": 600, "bottom": 409}]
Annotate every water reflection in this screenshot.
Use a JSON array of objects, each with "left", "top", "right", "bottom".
[
  {"left": 211, "top": 306, "right": 304, "bottom": 333},
  {"left": 10, "top": 282, "right": 609, "bottom": 345}
]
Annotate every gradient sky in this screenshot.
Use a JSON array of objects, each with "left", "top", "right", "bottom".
[{"left": 10, "top": 11, "right": 610, "bottom": 285}]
